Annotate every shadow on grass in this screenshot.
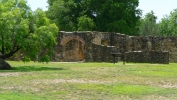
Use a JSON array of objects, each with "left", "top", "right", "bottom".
[{"left": 9, "top": 66, "right": 66, "bottom": 72}]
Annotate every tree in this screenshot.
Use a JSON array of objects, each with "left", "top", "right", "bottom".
[
  {"left": 158, "top": 15, "right": 171, "bottom": 36},
  {"left": 159, "top": 9, "right": 177, "bottom": 36},
  {"left": 90, "top": 0, "right": 141, "bottom": 35},
  {"left": 47, "top": 0, "right": 78, "bottom": 31},
  {"left": 77, "top": 15, "right": 95, "bottom": 31},
  {"left": 47, "top": 0, "right": 141, "bottom": 35},
  {"left": 0, "top": 0, "right": 58, "bottom": 69},
  {"left": 138, "top": 11, "right": 159, "bottom": 36}
]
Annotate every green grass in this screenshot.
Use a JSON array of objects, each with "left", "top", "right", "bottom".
[{"left": 0, "top": 61, "right": 177, "bottom": 99}]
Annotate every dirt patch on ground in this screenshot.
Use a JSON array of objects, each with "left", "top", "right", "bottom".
[
  {"left": 157, "top": 80, "right": 177, "bottom": 89},
  {"left": 0, "top": 86, "right": 39, "bottom": 91},
  {"left": 31, "top": 79, "right": 111, "bottom": 85},
  {"left": 159, "top": 83, "right": 177, "bottom": 88},
  {"left": 0, "top": 72, "right": 23, "bottom": 77}
]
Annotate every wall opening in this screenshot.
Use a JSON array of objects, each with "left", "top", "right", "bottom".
[{"left": 64, "top": 39, "right": 84, "bottom": 61}]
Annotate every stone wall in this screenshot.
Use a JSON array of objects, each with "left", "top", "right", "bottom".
[
  {"left": 91, "top": 44, "right": 115, "bottom": 62},
  {"left": 52, "top": 31, "right": 116, "bottom": 62},
  {"left": 52, "top": 31, "right": 94, "bottom": 62},
  {"left": 125, "top": 51, "right": 169, "bottom": 64},
  {"left": 52, "top": 31, "right": 177, "bottom": 63},
  {"left": 126, "top": 36, "right": 177, "bottom": 62}
]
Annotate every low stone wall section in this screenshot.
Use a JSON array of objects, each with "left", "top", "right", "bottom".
[
  {"left": 91, "top": 44, "right": 115, "bottom": 62},
  {"left": 125, "top": 36, "right": 177, "bottom": 62},
  {"left": 125, "top": 51, "right": 169, "bottom": 64}
]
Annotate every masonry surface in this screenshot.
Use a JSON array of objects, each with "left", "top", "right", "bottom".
[{"left": 50, "top": 31, "right": 177, "bottom": 63}]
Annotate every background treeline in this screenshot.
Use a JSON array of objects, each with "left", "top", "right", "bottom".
[
  {"left": 139, "top": 10, "right": 177, "bottom": 36},
  {"left": 46, "top": 0, "right": 177, "bottom": 36},
  {"left": 46, "top": 0, "right": 141, "bottom": 36}
]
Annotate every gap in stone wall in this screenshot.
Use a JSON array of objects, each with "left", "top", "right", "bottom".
[{"left": 63, "top": 39, "right": 84, "bottom": 61}]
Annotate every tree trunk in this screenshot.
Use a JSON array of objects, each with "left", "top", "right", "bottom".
[{"left": 0, "top": 58, "right": 12, "bottom": 70}]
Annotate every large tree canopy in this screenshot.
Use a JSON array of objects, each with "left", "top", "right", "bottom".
[
  {"left": 47, "top": 0, "right": 141, "bottom": 35},
  {"left": 0, "top": 0, "right": 58, "bottom": 62}
]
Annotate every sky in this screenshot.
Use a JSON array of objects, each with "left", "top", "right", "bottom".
[
  {"left": 27, "top": 0, "right": 177, "bottom": 22},
  {"left": 27, "top": 0, "right": 48, "bottom": 11},
  {"left": 138, "top": 0, "right": 177, "bottom": 22}
]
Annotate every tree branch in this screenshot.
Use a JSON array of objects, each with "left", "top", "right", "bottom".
[{"left": 0, "top": 46, "right": 21, "bottom": 60}]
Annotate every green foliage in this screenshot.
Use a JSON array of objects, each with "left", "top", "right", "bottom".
[
  {"left": 158, "top": 16, "right": 171, "bottom": 36},
  {"left": 47, "top": 0, "right": 141, "bottom": 35},
  {"left": 139, "top": 9, "right": 177, "bottom": 36},
  {"left": 22, "top": 56, "right": 31, "bottom": 62},
  {"left": 158, "top": 9, "right": 177, "bottom": 36},
  {"left": 144, "top": 11, "right": 157, "bottom": 23},
  {"left": 138, "top": 11, "right": 159, "bottom": 36},
  {"left": 77, "top": 15, "right": 95, "bottom": 31},
  {"left": 39, "top": 55, "right": 50, "bottom": 63},
  {"left": 47, "top": 0, "right": 77, "bottom": 31},
  {"left": 0, "top": 0, "right": 58, "bottom": 62}
]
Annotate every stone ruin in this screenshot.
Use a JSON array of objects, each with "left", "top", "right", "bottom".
[{"left": 50, "top": 31, "right": 177, "bottom": 64}]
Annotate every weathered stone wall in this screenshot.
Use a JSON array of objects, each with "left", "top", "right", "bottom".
[
  {"left": 91, "top": 44, "right": 116, "bottom": 62},
  {"left": 51, "top": 31, "right": 177, "bottom": 63},
  {"left": 52, "top": 31, "right": 94, "bottom": 62},
  {"left": 125, "top": 51, "right": 169, "bottom": 64},
  {"left": 110, "top": 33, "right": 128, "bottom": 53},
  {"left": 126, "top": 36, "right": 177, "bottom": 62},
  {"left": 52, "top": 31, "right": 117, "bottom": 62}
]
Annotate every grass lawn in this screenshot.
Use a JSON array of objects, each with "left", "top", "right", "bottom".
[{"left": 0, "top": 61, "right": 177, "bottom": 100}]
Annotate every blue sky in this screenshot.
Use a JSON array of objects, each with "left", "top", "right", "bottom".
[{"left": 27, "top": 0, "right": 177, "bottom": 22}]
